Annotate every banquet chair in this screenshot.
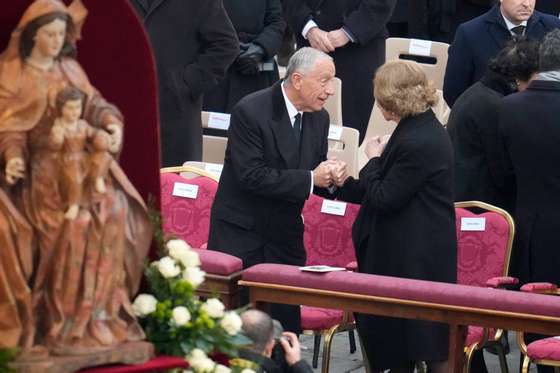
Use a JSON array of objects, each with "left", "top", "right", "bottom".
[
  {"left": 323, "top": 77, "right": 343, "bottom": 126},
  {"left": 327, "top": 126, "right": 359, "bottom": 178},
  {"left": 455, "top": 201, "right": 516, "bottom": 373},
  {"left": 301, "top": 193, "right": 361, "bottom": 373},
  {"left": 385, "top": 37, "right": 450, "bottom": 90},
  {"left": 160, "top": 166, "right": 243, "bottom": 308},
  {"left": 517, "top": 282, "right": 560, "bottom": 373}
]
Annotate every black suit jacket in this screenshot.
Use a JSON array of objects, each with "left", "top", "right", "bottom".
[
  {"left": 130, "top": 0, "right": 238, "bottom": 165},
  {"left": 443, "top": 5, "right": 560, "bottom": 106},
  {"left": 208, "top": 81, "right": 330, "bottom": 265},
  {"left": 497, "top": 80, "right": 560, "bottom": 285},
  {"left": 283, "top": 0, "right": 396, "bottom": 142}
]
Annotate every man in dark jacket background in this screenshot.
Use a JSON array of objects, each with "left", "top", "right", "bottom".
[
  {"left": 130, "top": 0, "right": 239, "bottom": 166},
  {"left": 203, "top": 0, "right": 286, "bottom": 116},
  {"left": 283, "top": 0, "right": 396, "bottom": 143},
  {"left": 443, "top": 0, "right": 560, "bottom": 107}
]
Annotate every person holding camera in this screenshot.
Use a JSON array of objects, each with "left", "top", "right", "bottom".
[{"left": 239, "top": 310, "right": 313, "bottom": 373}]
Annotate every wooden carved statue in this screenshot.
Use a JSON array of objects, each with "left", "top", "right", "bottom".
[{"left": 0, "top": 0, "right": 153, "bottom": 369}]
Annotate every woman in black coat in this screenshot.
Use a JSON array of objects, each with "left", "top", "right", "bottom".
[
  {"left": 447, "top": 38, "right": 540, "bottom": 212},
  {"left": 203, "top": 0, "right": 285, "bottom": 115},
  {"left": 338, "top": 61, "right": 456, "bottom": 373}
]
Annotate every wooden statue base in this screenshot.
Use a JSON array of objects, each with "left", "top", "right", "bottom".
[{"left": 11, "top": 341, "right": 154, "bottom": 373}]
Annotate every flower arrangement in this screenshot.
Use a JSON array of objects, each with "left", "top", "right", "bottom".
[{"left": 132, "top": 239, "right": 254, "bottom": 373}]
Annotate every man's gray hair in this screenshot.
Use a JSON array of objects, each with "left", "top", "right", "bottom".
[
  {"left": 539, "top": 29, "right": 560, "bottom": 72},
  {"left": 241, "top": 310, "right": 274, "bottom": 353},
  {"left": 285, "top": 47, "right": 333, "bottom": 83}
]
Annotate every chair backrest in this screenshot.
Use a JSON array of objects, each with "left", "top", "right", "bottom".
[
  {"left": 323, "top": 77, "right": 343, "bottom": 126},
  {"left": 160, "top": 166, "right": 219, "bottom": 248},
  {"left": 302, "top": 194, "right": 360, "bottom": 267},
  {"left": 386, "top": 37, "right": 450, "bottom": 90},
  {"left": 201, "top": 111, "right": 228, "bottom": 164},
  {"left": 183, "top": 161, "right": 223, "bottom": 180},
  {"left": 358, "top": 90, "right": 450, "bottom": 170},
  {"left": 455, "top": 201, "right": 515, "bottom": 287},
  {"left": 327, "top": 126, "right": 360, "bottom": 178}
]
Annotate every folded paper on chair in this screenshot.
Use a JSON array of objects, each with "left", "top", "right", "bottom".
[{"left": 299, "top": 265, "right": 347, "bottom": 273}]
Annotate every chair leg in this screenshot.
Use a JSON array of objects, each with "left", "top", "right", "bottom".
[
  {"left": 521, "top": 355, "right": 530, "bottom": 373},
  {"left": 321, "top": 324, "right": 343, "bottom": 373},
  {"left": 349, "top": 329, "right": 356, "bottom": 354},
  {"left": 312, "top": 334, "right": 321, "bottom": 369},
  {"left": 464, "top": 344, "right": 477, "bottom": 373},
  {"left": 494, "top": 343, "right": 510, "bottom": 373}
]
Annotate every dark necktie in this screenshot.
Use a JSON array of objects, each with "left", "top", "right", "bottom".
[
  {"left": 511, "top": 25, "right": 526, "bottom": 36},
  {"left": 293, "top": 113, "right": 302, "bottom": 146}
]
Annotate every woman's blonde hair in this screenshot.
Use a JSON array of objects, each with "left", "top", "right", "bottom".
[{"left": 374, "top": 60, "right": 438, "bottom": 118}]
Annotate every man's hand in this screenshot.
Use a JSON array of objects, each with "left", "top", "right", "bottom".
[
  {"left": 5, "top": 157, "right": 25, "bottom": 185},
  {"left": 364, "top": 135, "right": 389, "bottom": 159},
  {"left": 327, "top": 29, "right": 350, "bottom": 48},
  {"left": 328, "top": 159, "right": 349, "bottom": 187},
  {"left": 307, "top": 27, "right": 335, "bottom": 53},
  {"left": 278, "top": 332, "right": 301, "bottom": 366},
  {"left": 313, "top": 160, "right": 337, "bottom": 188}
]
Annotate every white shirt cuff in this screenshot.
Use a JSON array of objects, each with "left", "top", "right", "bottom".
[
  {"left": 302, "top": 19, "right": 318, "bottom": 39},
  {"left": 341, "top": 27, "right": 355, "bottom": 43},
  {"left": 309, "top": 170, "right": 314, "bottom": 195}
]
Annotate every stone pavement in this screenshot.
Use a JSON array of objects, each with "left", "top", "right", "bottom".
[{"left": 299, "top": 331, "right": 538, "bottom": 372}]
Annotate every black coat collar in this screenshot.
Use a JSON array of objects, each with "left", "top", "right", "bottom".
[
  {"left": 132, "top": 0, "right": 166, "bottom": 18},
  {"left": 528, "top": 79, "right": 560, "bottom": 91},
  {"left": 270, "top": 81, "right": 300, "bottom": 169}
]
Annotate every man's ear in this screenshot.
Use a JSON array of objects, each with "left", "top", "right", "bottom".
[
  {"left": 291, "top": 73, "right": 304, "bottom": 90},
  {"left": 263, "top": 339, "right": 275, "bottom": 357}
]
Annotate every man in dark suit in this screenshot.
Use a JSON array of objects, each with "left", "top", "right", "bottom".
[
  {"left": 496, "top": 29, "right": 560, "bottom": 373},
  {"left": 283, "top": 0, "right": 396, "bottom": 143},
  {"left": 130, "top": 0, "right": 239, "bottom": 166},
  {"left": 208, "top": 48, "right": 347, "bottom": 333},
  {"left": 443, "top": 0, "right": 560, "bottom": 107},
  {"left": 537, "top": 0, "right": 560, "bottom": 16}
]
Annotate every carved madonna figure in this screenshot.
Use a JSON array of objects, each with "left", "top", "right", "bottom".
[{"left": 0, "top": 0, "right": 152, "bottom": 356}]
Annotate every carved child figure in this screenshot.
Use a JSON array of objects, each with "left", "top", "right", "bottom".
[{"left": 50, "top": 86, "right": 112, "bottom": 220}]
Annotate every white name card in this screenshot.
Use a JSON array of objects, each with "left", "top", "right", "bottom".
[
  {"left": 321, "top": 200, "right": 347, "bottom": 217},
  {"left": 207, "top": 112, "right": 231, "bottom": 130},
  {"left": 328, "top": 125, "right": 343, "bottom": 141},
  {"left": 409, "top": 39, "right": 432, "bottom": 57},
  {"left": 172, "top": 182, "right": 199, "bottom": 199},
  {"left": 204, "top": 162, "right": 223, "bottom": 175},
  {"left": 554, "top": 336, "right": 560, "bottom": 340},
  {"left": 461, "top": 217, "right": 486, "bottom": 232}
]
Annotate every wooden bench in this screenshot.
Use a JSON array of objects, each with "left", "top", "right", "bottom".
[{"left": 239, "top": 263, "right": 560, "bottom": 372}]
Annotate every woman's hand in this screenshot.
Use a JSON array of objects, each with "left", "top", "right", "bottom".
[
  {"left": 5, "top": 157, "right": 26, "bottom": 185},
  {"left": 365, "top": 136, "right": 388, "bottom": 159},
  {"left": 106, "top": 123, "right": 123, "bottom": 153}
]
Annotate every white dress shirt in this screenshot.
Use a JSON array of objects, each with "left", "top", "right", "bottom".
[{"left": 501, "top": 12, "right": 528, "bottom": 36}]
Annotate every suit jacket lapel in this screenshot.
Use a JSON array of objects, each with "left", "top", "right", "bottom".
[
  {"left": 485, "top": 6, "right": 512, "bottom": 49},
  {"left": 132, "top": 0, "right": 149, "bottom": 15},
  {"left": 145, "top": 0, "right": 166, "bottom": 19},
  {"left": 270, "top": 82, "right": 299, "bottom": 169}
]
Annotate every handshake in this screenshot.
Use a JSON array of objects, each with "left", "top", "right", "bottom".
[{"left": 313, "top": 159, "right": 349, "bottom": 188}]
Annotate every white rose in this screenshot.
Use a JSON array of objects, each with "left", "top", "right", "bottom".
[
  {"left": 167, "top": 239, "right": 191, "bottom": 259},
  {"left": 180, "top": 249, "right": 201, "bottom": 268},
  {"left": 187, "top": 349, "right": 215, "bottom": 372},
  {"left": 240, "top": 369, "right": 257, "bottom": 373},
  {"left": 215, "top": 364, "right": 231, "bottom": 373},
  {"left": 201, "top": 298, "right": 225, "bottom": 318},
  {"left": 171, "top": 306, "right": 191, "bottom": 326},
  {"left": 188, "top": 348, "right": 207, "bottom": 360},
  {"left": 220, "top": 311, "right": 242, "bottom": 335},
  {"left": 132, "top": 294, "right": 157, "bottom": 316},
  {"left": 183, "top": 266, "right": 206, "bottom": 287},
  {"left": 157, "top": 256, "right": 181, "bottom": 278}
]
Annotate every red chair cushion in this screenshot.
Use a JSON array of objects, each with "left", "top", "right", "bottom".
[
  {"left": 527, "top": 337, "right": 560, "bottom": 361},
  {"left": 195, "top": 249, "right": 243, "bottom": 276},
  {"left": 456, "top": 208, "right": 512, "bottom": 287},
  {"left": 302, "top": 194, "right": 359, "bottom": 267},
  {"left": 521, "top": 283, "right": 558, "bottom": 293},
  {"left": 160, "top": 173, "right": 218, "bottom": 248},
  {"left": 465, "top": 326, "right": 497, "bottom": 347},
  {"left": 301, "top": 306, "right": 344, "bottom": 330}
]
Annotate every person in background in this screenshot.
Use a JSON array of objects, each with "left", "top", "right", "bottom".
[
  {"left": 130, "top": 0, "right": 239, "bottom": 166},
  {"left": 203, "top": 0, "right": 285, "bottom": 117},
  {"left": 283, "top": 0, "right": 396, "bottom": 142},
  {"left": 337, "top": 61, "right": 456, "bottom": 373},
  {"left": 443, "top": 0, "right": 560, "bottom": 107},
  {"left": 239, "top": 310, "right": 313, "bottom": 373},
  {"left": 447, "top": 38, "right": 539, "bottom": 212}
]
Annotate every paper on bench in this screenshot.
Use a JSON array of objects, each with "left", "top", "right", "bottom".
[{"left": 299, "top": 265, "right": 346, "bottom": 273}]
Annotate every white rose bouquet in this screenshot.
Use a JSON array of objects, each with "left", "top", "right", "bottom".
[{"left": 132, "top": 238, "right": 251, "bottom": 363}]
